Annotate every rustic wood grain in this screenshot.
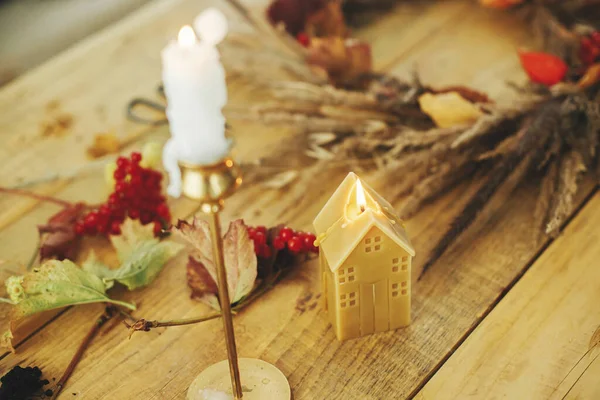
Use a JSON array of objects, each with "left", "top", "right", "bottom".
[
  {"left": 415, "top": 193, "right": 600, "bottom": 400},
  {"left": 0, "top": 0, "right": 597, "bottom": 399}
]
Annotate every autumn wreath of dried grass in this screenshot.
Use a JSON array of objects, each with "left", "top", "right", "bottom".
[{"left": 226, "top": 0, "right": 600, "bottom": 278}]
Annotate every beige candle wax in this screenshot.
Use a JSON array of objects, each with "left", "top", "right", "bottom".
[{"left": 313, "top": 172, "right": 415, "bottom": 341}]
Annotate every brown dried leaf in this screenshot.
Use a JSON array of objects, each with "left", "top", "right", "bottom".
[
  {"left": 186, "top": 256, "right": 219, "bottom": 307},
  {"left": 418, "top": 92, "right": 484, "bottom": 128},
  {"left": 307, "top": 37, "right": 372, "bottom": 84},
  {"left": 577, "top": 63, "right": 600, "bottom": 89},
  {"left": 430, "top": 85, "right": 491, "bottom": 104},
  {"left": 86, "top": 133, "right": 121, "bottom": 159},
  {"left": 38, "top": 203, "right": 87, "bottom": 261}
]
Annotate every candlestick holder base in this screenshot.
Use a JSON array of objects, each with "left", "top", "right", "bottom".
[{"left": 187, "top": 358, "right": 290, "bottom": 400}]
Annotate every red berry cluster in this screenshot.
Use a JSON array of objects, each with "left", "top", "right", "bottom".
[
  {"left": 247, "top": 226, "right": 319, "bottom": 258},
  {"left": 248, "top": 226, "right": 272, "bottom": 259},
  {"left": 273, "top": 227, "right": 318, "bottom": 254},
  {"left": 580, "top": 32, "right": 600, "bottom": 66},
  {"left": 75, "top": 152, "right": 170, "bottom": 237}
]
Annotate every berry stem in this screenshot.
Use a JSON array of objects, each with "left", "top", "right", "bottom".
[
  {"left": 125, "top": 271, "right": 283, "bottom": 335},
  {"left": 50, "top": 306, "right": 116, "bottom": 400}
]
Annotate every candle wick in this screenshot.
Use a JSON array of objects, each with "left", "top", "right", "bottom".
[{"left": 360, "top": 205, "right": 365, "bottom": 212}]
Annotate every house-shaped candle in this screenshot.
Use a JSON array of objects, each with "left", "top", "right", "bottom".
[{"left": 313, "top": 172, "right": 415, "bottom": 341}]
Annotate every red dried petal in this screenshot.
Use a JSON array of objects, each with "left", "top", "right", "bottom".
[{"left": 518, "top": 51, "right": 568, "bottom": 86}]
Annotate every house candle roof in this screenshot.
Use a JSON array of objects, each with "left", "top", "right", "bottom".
[{"left": 314, "top": 172, "right": 415, "bottom": 272}]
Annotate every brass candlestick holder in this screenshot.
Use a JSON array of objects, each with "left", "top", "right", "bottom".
[{"left": 181, "top": 158, "right": 290, "bottom": 400}]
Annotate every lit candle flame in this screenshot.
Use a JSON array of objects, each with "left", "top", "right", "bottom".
[
  {"left": 178, "top": 25, "right": 197, "bottom": 47},
  {"left": 356, "top": 179, "right": 366, "bottom": 212}
]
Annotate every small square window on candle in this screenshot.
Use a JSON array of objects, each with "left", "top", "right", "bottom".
[
  {"left": 339, "top": 277, "right": 346, "bottom": 284},
  {"left": 374, "top": 244, "right": 381, "bottom": 251},
  {"left": 365, "top": 238, "right": 371, "bottom": 244},
  {"left": 392, "top": 266, "right": 399, "bottom": 273},
  {"left": 349, "top": 292, "right": 356, "bottom": 299},
  {"left": 349, "top": 300, "right": 356, "bottom": 306},
  {"left": 392, "top": 291, "right": 399, "bottom": 297},
  {"left": 401, "top": 264, "right": 408, "bottom": 271},
  {"left": 402, "top": 256, "right": 408, "bottom": 263},
  {"left": 349, "top": 276, "right": 355, "bottom": 282},
  {"left": 375, "top": 236, "right": 381, "bottom": 242},
  {"left": 401, "top": 289, "right": 407, "bottom": 295},
  {"left": 401, "top": 281, "right": 407, "bottom": 287},
  {"left": 392, "top": 258, "right": 399, "bottom": 264},
  {"left": 392, "top": 283, "right": 398, "bottom": 289},
  {"left": 365, "top": 247, "right": 372, "bottom": 253},
  {"left": 348, "top": 267, "right": 354, "bottom": 273},
  {"left": 341, "top": 302, "right": 347, "bottom": 308},
  {"left": 341, "top": 294, "right": 347, "bottom": 300}
]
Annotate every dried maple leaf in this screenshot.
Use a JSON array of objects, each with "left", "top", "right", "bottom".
[
  {"left": 307, "top": 37, "right": 372, "bottom": 84},
  {"left": 175, "top": 219, "right": 257, "bottom": 310},
  {"left": 38, "top": 203, "right": 87, "bottom": 261},
  {"left": 418, "top": 92, "right": 484, "bottom": 128}
]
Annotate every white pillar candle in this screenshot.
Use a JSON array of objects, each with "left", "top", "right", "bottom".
[{"left": 162, "top": 8, "right": 229, "bottom": 197}]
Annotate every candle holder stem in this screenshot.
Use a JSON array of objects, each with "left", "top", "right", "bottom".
[{"left": 207, "top": 210, "right": 243, "bottom": 399}]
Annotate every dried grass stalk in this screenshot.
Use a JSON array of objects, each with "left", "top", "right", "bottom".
[
  {"left": 271, "top": 81, "right": 380, "bottom": 109},
  {"left": 389, "top": 127, "right": 462, "bottom": 157},
  {"left": 400, "top": 160, "right": 475, "bottom": 218},
  {"left": 319, "top": 105, "right": 398, "bottom": 122},
  {"left": 545, "top": 150, "right": 586, "bottom": 236},
  {"left": 534, "top": 157, "right": 559, "bottom": 241}
]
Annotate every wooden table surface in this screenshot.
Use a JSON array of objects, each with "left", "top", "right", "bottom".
[{"left": 1, "top": 0, "right": 599, "bottom": 399}]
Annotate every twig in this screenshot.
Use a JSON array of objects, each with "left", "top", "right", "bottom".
[
  {"left": 50, "top": 306, "right": 116, "bottom": 399},
  {"left": 126, "top": 312, "right": 222, "bottom": 337},
  {"left": 126, "top": 270, "right": 285, "bottom": 336},
  {"left": 0, "top": 187, "right": 71, "bottom": 208}
]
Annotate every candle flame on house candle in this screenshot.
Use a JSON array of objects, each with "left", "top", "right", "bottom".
[
  {"left": 356, "top": 179, "right": 366, "bottom": 212},
  {"left": 178, "top": 25, "right": 197, "bottom": 47}
]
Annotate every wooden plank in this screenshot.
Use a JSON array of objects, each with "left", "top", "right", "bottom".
[
  {"left": 0, "top": 0, "right": 597, "bottom": 399},
  {"left": 416, "top": 193, "right": 600, "bottom": 400}
]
